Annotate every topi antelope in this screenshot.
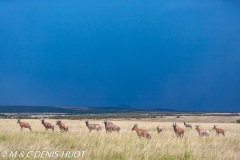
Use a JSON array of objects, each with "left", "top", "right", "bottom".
[
  {"left": 41, "top": 119, "right": 54, "bottom": 132},
  {"left": 157, "top": 125, "right": 162, "bottom": 133},
  {"left": 195, "top": 125, "right": 210, "bottom": 137},
  {"left": 213, "top": 125, "right": 225, "bottom": 136},
  {"left": 172, "top": 122, "right": 184, "bottom": 137},
  {"left": 17, "top": 119, "right": 32, "bottom": 132},
  {"left": 56, "top": 120, "right": 69, "bottom": 133},
  {"left": 132, "top": 124, "right": 151, "bottom": 140},
  {"left": 85, "top": 120, "right": 101, "bottom": 132},
  {"left": 184, "top": 122, "right": 192, "bottom": 129},
  {"left": 103, "top": 120, "right": 121, "bottom": 133}
]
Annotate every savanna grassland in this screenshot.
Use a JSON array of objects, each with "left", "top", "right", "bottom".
[{"left": 0, "top": 119, "right": 239, "bottom": 160}]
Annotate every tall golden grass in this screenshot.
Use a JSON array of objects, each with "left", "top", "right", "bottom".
[{"left": 0, "top": 119, "right": 239, "bottom": 160}]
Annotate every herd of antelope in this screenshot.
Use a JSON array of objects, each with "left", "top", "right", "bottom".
[{"left": 16, "top": 119, "right": 226, "bottom": 139}]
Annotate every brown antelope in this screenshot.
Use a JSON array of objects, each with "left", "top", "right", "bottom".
[
  {"left": 195, "top": 125, "right": 210, "bottom": 137},
  {"left": 157, "top": 125, "right": 162, "bottom": 133},
  {"left": 56, "top": 120, "right": 69, "bottom": 133},
  {"left": 213, "top": 125, "right": 225, "bottom": 136},
  {"left": 132, "top": 124, "right": 151, "bottom": 140},
  {"left": 17, "top": 119, "right": 32, "bottom": 132},
  {"left": 184, "top": 122, "right": 192, "bottom": 129},
  {"left": 172, "top": 122, "right": 184, "bottom": 137},
  {"left": 41, "top": 119, "right": 54, "bottom": 132},
  {"left": 103, "top": 120, "right": 120, "bottom": 133},
  {"left": 85, "top": 120, "right": 101, "bottom": 132}
]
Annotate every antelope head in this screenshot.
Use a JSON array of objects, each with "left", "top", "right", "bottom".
[
  {"left": 56, "top": 120, "right": 61, "bottom": 125},
  {"left": 195, "top": 124, "right": 200, "bottom": 130},
  {"left": 103, "top": 119, "right": 108, "bottom": 125},
  {"left": 84, "top": 120, "right": 89, "bottom": 126},
  {"left": 172, "top": 122, "right": 177, "bottom": 129},
  {"left": 132, "top": 124, "right": 138, "bottom": 131}
]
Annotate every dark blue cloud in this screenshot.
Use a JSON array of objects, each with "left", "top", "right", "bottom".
[{"left": 0, "top": 1, "right": 240, "bottom": 111}]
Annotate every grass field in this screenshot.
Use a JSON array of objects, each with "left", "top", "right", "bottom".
[{"left": 0, "top": 119, "right": 239, "bottom": 160}]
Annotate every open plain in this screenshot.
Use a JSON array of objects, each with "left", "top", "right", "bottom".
[{"left": 0, "top": 118, "right": 239, "bottom": 160}]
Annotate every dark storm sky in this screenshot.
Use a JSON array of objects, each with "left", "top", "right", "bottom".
[{"left": 0, "top": 1, "right": 240, "bottom": 111}]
